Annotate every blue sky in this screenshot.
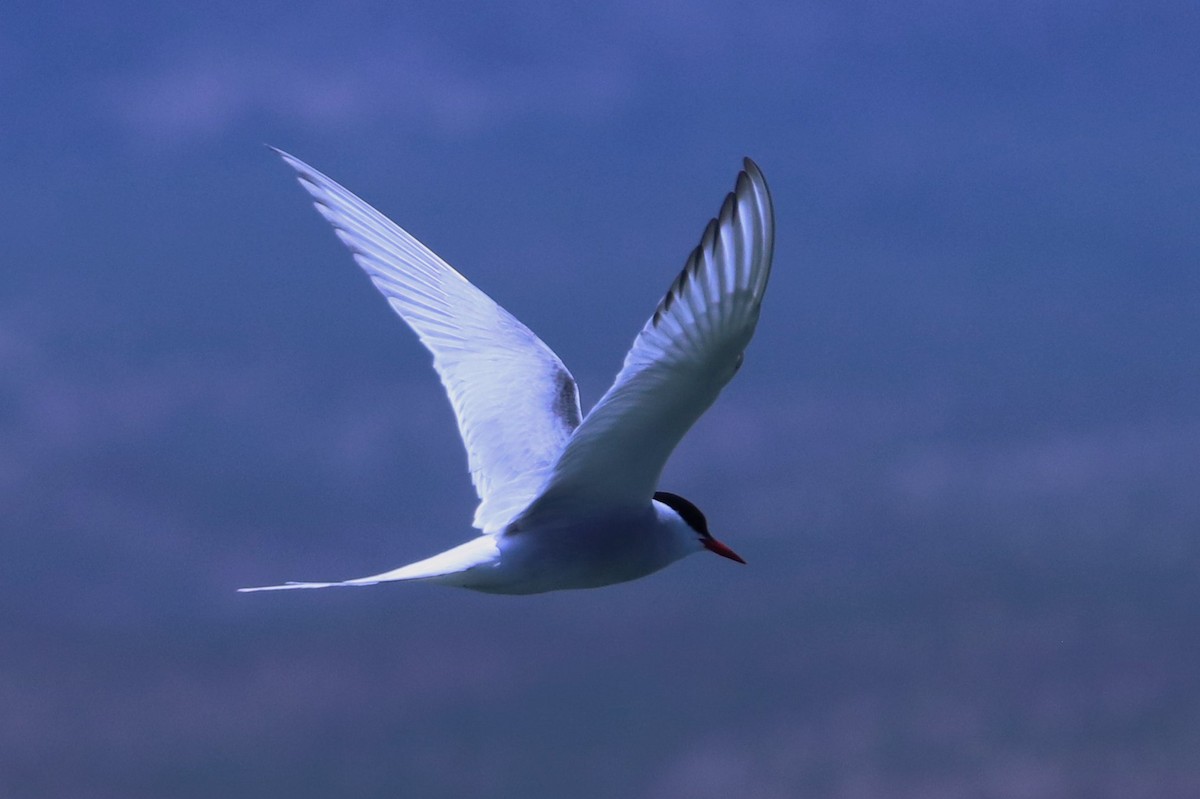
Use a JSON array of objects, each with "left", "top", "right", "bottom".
[{"left": 3, "top": 2, "right": 1199, "bottom": 796}]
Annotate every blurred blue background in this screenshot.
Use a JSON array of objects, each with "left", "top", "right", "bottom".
[{"left": 2, "top": 1, "right": 1198, "bottom": 796}]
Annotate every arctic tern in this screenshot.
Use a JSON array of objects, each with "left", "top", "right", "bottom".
[{"left": 241, "top": 151, "right": 774, "bottom": 595}]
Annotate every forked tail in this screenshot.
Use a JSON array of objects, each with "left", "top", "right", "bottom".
[{"left": 238, "top": 536, "right": 500, "bottom": 593}]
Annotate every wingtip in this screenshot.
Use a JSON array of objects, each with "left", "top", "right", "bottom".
[
  {"left": 738, "top": 157, "right": 773, "bottom": 237},
  {"left": 267, "top": 145, "right": 306, "bottom": 174},
  {"left": 741, "top": 157, "right": 765, "bottom": 181}
]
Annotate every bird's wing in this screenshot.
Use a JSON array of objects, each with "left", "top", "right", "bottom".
[
  {"left": 515, "top": 159, "right": 774, "bottom": 525},
  {"left": 276, "top": 150, "right": 582, "bottom": 532}
]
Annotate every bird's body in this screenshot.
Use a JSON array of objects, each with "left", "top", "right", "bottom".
[
  {"left": 241, "top": 151, "right": 775, "bottom": 595},
  {"left": 267, "top": 497, "right": 705, "bottom": 595}
]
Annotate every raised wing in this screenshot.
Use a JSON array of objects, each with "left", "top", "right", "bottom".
[
  {"left": 276, "top": 150, "right": 582, "bottom": 532},
  {"left": 516, "top": 159, "right": 774, "bottom": 523}
]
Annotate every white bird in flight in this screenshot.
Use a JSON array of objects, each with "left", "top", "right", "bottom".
[{"left": 241, "top": 151, "right": 774, "bottom": 595}]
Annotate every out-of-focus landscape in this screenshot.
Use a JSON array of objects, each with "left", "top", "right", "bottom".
[{"left": 2, "top": 2, "right": 1198, "bottom": 797}]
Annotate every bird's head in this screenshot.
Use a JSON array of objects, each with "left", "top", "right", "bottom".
[{"left": 653, "top": 491, "right": 746, "bottom": 564}]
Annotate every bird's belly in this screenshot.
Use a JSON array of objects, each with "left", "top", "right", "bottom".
[{"left": 454, "top": 518, "right": 677, "bottom": 594}]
